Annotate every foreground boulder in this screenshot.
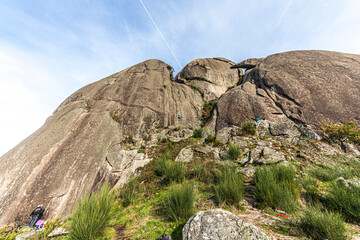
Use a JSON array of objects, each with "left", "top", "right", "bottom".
[
  {"left": 182, "top": 209, "right": 269, "bottom": 240},
  {"left": 215, "top": 50, "right": 360, "bottom": 134},
  {"left": 0, "top": 59, "right": 203, "bottom": 225}
]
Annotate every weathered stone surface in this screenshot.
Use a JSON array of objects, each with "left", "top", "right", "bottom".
[
  {"left": 253, "top": 50, "right": 360, "bottom": 128},
  {"left": 216, "top": 50, "right": 360, "bottom": 134},
  {"left": 182, "top": 209, "right": 269, "bottom": 240},
  {"left": 251, "top": 141, "right": 285, "bottom": 164},
  {"left": 239, "top": 166, "right": 256, "bottom": 178},
  {"left": 175, "top": 58, "right": 242, "bottom": 101},
  {"left": 269, "top": 120, "right": 300, "bottom": 139},
  {"left": 231, "top": 58, "right": 265, "bottom": 69},
  {"left": 175, "top": 147, "right": 194, "bottom": 163},
  {"left": 15, "top": 230, "right": 36, "bottom": 240},
  {"left": 47, "top": 227, "right": 69, "bottom": 238},
  {"left": 0, "top": 59, "right": 203, "bottom": 225},
  {"left": 216, "top": 82, "right": 285, "bottom": 132}
]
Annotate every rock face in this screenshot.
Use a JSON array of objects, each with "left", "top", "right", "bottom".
[
  {"left": 215, "top": 50, "right": 360, "bottom": 134},
  {"left": 0, "top": 59, "right": 203, "bottom": 225},
  {"left": 231, "top": 58, "right": 265, "bottom": 69},
  {"left": 182, "top": 209, "right": 269, "bottom": 240},
  {"left": 175, "top": 58, "right": 242, "bottom": 101}
]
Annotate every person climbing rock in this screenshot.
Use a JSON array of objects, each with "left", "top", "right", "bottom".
[
  {"left": 178, "top": 114, "right": 182, "bottom": 120},
  {"left": 29, "top": 205, "right": 44, "bottom": 227}
]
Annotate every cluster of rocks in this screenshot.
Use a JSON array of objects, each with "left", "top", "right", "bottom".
[{"left": 1, "top": 50, "right": 360, "bottom": 225}]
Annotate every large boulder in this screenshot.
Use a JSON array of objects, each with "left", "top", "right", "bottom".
[
  {"left": 231, "top": 58, "right": 265, "bottom": 69},
  {"left": 182, "top": 209, "right": 269, "bottom": 240},
  {"left": 0, "top": 59, "right": 203, "bottom": 225},
  {"left": 215, "top": 50, "right": 360, "bottom": 133},
  {"left": 175, "top": 58, "right": 242, "bottom": 101}
]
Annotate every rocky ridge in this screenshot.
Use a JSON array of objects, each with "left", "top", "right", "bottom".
[{"left": 0, "top": 50, "right": 359, "bottom": 239}]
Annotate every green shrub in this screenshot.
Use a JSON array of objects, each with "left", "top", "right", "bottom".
[
  {"left": 192, "top": 127, "right": 203, "bottom": 138},
  {"left": 227, "top": 143, "right": 241, "bottom": 161},
  {"left": 202, "top": 101, "right": 217, "bottom": 123},
  {"left": 166, "top": 183, "right": 195, "bottom": 222},
  {"left": 242, "top": 120, "right": 256, "bottom": 135},
  {"left": 155, "top": 155, "right": 185, "bottom": 184},
  {"left": 310, "top": 166, "right": 351, "bottom": 182},
  {"left": 299, "top": 205, "right": 346, "bottom": 240},
  {"left": 215, "top": 167, "right": 245, "bottom": 208},
  {"left": 302, "top": 177, "right": 322, "bottom": 204},
  {"left": 143, "top": 134, "right": 151, "bottom": 142},
  {"left": 123, "top": 134, "right": 134, "bottom": 144},
  {"left": 119, "top": 176, "right": 138, "bottom": 207},
  {"left": 321, "top": 120, "right": 360, "bottom": 145},
  {"left": 69, "top": 183, "right": 115, "bottom": 240},
  {"left": 325, "top": 181, "right": 360, "bottom": 222},
  {"left": 205, "top": 133, "right": 222, "bottom": 146},
  {"left": 254, "top": 165, "right": 299, "bottom": 213}
]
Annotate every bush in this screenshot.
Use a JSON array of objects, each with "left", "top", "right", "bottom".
[
  {"left": 310, "top": 166, "right": 351, "bottom": 182},
  {"left": 227, "top": 143, "right": 241, "bottom": 161},
  {"left": 242, "top": 120, "right": 256, "bottom": 135},
  {"left": 325, "top": 181, "right": 360, "bottom": 222},
  {"left": 119, "top": 176, "right": 138, "bottom": 207},
  {"left": 166, "top": 183, "right": 195, "bottom": 223},
  {"left": 202, "top": 101, "right": 217, "bottom": 123},
  {"left": 254, "top": 165, "right": 299, "bottom": 213},
  {"left": 69, "top": 183, "right": 115, "bottom": 240},
  {"left": 205, "top": 133, "right": 222, "bottom": 146},
  {"left": 155, "top": 155, "right": 185, "bottom": 184},
  {"left": 143, "top": 134, "right": 151, "bottom": 142},
  {"left": 301, "top": 177, "right": 322, "bottom": 204},
  {"left": 192, "top": 127, "right": 203, "bottom": 138},
  {"left": 321, "top": 120, "right": 360, "bottom": 145},
  {"left": 215, "top": 167, "right": 245, "bottom": 208},
  {"left": 123, "top": 134, "right": 134, "bottom": 144},
  {"left": 299, "top": 205, "right": 346, "bottom": 240}
]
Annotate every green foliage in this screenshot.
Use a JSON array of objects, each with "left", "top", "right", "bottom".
[
  {"left": 321, "top": 120, "right": 360, "bottom": 145},
  {"left": 173, "top": 126, "right": 181, "bottom": 131},
  {"left": 35, "top": 218, "right": 61, "bottom": 239},
  {"left": 69, "top": 183, "right": 115, "bottom": 240},
  {"left": 123, "top": 134, "right": 134, "bottom": 144},
  {"left": 204, "top": 133, "right": 222, "bottom": 146},
  {"left": 310, "top": 166, "right": 352, "bottom": 182},
  {"left": 325, "top": 181, "right": 360, "bottom": 223},
  {"left": 155, "top": 155, "right": 185, "bottom": 184},
  {"left": 192, "top": 127, "right": 203, "bottom": 138},
  {"left": 119, "top": 176, "right": 138, "bottom": 207},
  {"left": 137, "top": 149, "right": 145, "bottom": 153},
  {"left": 254, "top": 165, "right": 299, "bottom": 213},
  {"left": 237, "top": 75, "right": 243, "bottom": 85},
  {"left": 215, "top": 167, "right": 245, "bottom": 208},
  {"left": 190, "top": 85, "right": 203, "bottom": 97},
  {"left": 227, "top": 143, "right": 241, "bottom": 160},
  {"left": 299, "top": 205, "right": 347, "bottom": 240},
  {"left": 0, "top": 229, "right": 23, "bottom": 240},
  {"left": 157, "top": 135, "right": 169, "bottom": 143},
  {"left": 241, "top": 120, "right": 256, "bottom": 135},
  {"left": 202, "top": 101, "right": 217, "bottom": 123},
  {"left": 301, "top": 176, "right": 322, "bottom": 204},
  {"left": 143, "top": 134, "right": 152, "bottom": 142},
  {"left": 166, "top": 183, "right": 195, "bottom": 223}
]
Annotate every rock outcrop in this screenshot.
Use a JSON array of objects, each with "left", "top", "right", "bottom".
[
  {"left": 215, "top": 50, "right": 360, "bottom": 134},
  {"left": 231, "top": 57, "right": 265, "bottom": 69},
  {"left": 182, "top": 209, "right": 269, "bottom": 240},
  {"left": 175, "top": 58, "right": 242, "bottom": 101},
  {"left": 0, "top": 59, "right": 203, "bottom": 225}
]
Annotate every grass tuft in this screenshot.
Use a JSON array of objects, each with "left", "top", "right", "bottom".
[
  {"left": 166, "top": 183, "right": 195, "bottom": 223},
  {"left": 192, "top": 127, "right": 203, "bottom": 138},
  {"left": 215, "top": 167, "right": 245, "bottom": 208},
  {"left": 69, "top": 183, "right": 115, "bottom": 240},
  {"left": 254, "top": 165, "right": 299, "bottom": 213},
  {"left": 155, "top": 155, "right": 185, "bottom": 184},
  {"left": 325, "top": 181, "right": 360, "bottom": 223},
  {"left": 227, "top": 143, "right": 241, "bottom": 161},
  {"left": 119, "top": 176, "right": 138, "bottom": 207},
  {"left": 299, "top": 204, "right": 347, "bottom": 240}
]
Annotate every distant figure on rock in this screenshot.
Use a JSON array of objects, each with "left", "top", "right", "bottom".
[
  {"left": 178, "top": 114, "right": 182, "bottom": 120},
  {"left": 29, "top": 205, "right": 44, "bottom": 227}
]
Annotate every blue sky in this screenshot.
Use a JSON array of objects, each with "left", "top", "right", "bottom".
[{"left": 0, "top": 0, "right": 359, "bottom": 155}]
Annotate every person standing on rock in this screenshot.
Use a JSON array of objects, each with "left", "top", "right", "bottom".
[{"left": 29, "top": 205, "right": 44, "bottom": 227}]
